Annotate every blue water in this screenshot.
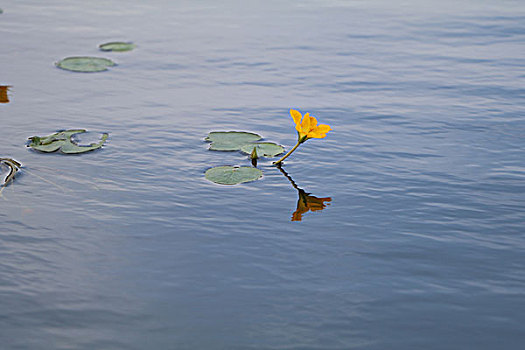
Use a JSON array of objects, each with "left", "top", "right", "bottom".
[{"left": 1, "top": 0, "right": 524, "bottom": 349}]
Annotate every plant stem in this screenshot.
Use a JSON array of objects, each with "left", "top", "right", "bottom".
[{"left": 273, "top": 140, "right": 302, "bottom": 166}]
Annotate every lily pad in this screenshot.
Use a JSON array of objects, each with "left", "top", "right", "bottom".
[
  {"left": 56, "top": 57, "right": 116, "bottom": 72},
  {"left": 99, "top": 42, "right": 136, "bottom": 52},
  {"left": 205, "top": 166, "right": 263, "bottom": 185},
  {"left": 32, "top": 129, "right": 86, "bottom": 145},
  {"left": 0, "top": 9, "right": 3, "bottom": 14},
  {"left": 240, "top": 142, "right": 284, "bottom": 157},
  {"left": 28, "top": 129, "right": 109, "bottom": 154},
  {"left": 60, "top": 133, "right": 109, "bottom": 154},
  {"left": 205, "top": 131, "right": 262, "bottom": 151}
]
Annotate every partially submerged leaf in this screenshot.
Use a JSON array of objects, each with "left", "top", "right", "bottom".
[
  {"left": 240, "top": 142, "right": 284, "bottom": 157},
  {"left": 60, "top": 133, "right": 109, "bottom": 154},
  {"left": 206, "top": 131, "right": 262, "bottom": 151},
  {"left": 28, "top": 130, "right": 109, "bottom": 154},
  {"left": 31, "top": 129, "right": 86, "bottom": 146},
  {"left": 205, "top": 166, "right": 263, "bottom": 185},
  {"left": 56, "top": 57, "right": 116, "bottom": 72},
  {"left": 0, "top": 158, "right": 21, "bottom": 187},
  {"left": 28, "top": 139, "right": 65, "bottom": 152},
  {"left": 99, "top": 42, "right": 136, "bottom": 52}
]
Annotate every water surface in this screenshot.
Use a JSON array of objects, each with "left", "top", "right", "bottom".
[{"left": 1, "top": 0, "right": 524, "bottom": 349}]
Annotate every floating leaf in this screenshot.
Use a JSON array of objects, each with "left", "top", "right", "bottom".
[
  {"left": 60, "top": 133, "right": 109, "bottom": 154},
  {"left": 28, "top": 139, "right": 65, "bottom": 153},
  {"left": 34, "top": 129, "right": 86, "bottom": 145},
  {"left": 205, "top": 166, "right": 262, "bottom": 185},
  {"left": 240, "top": 142, "right": 284, "bottom": 157},
  {"left": 205, "top": 131, "right": 262, "bottom": 151},
  {"left": 28, "top": 129, "right": 86, "bottom": 152},
  {"left": 28, "top": 129, "right": 109, "bottom": 154},
  {"left": 99, "top": 42, "right": 136, "bottom": 52},
  {"left": 0, "top": 158, "right": 21, "bottom": 187},
  {"left": 0, "top": 9, "right": 3, "bottom": 14},
  {"left": 56, "top": 57, "right": 116, "bottom": 72}
]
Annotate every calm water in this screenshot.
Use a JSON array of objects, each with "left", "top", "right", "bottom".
[{"left": 1, "top": 0, "right": 525, "bottom": 349}]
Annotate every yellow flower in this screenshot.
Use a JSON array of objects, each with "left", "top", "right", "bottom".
[
  {"left": 290, "top": 109, "right": 331, "bottom": 141},
  {"left": 273, "top": 109, "right": 332, "bottom": 166}
]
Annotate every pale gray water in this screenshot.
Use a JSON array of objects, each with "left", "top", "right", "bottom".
[{"left": 1, "top": 0, "right": 525, "bottom": 349}]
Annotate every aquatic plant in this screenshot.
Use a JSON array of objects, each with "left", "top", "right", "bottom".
[
  {"left": 204, "top": 131, "right": 285, "bottom": 184},
  {"left": 274, "top": 109, "right": 331, "bottom": 166},
  {"left": 205, "top": 166, "right": 263, "bottom": 185},
  {"left": 99, "top": 42, "right": 136, "bottom": 52},
  {"left": 28, "top": 129, "right": 109, "bottom": 154},
  {"left": 205, "top": 131, "right": 262, "bottom": 151},
  {"left": 239, "top": 142, "right": 284, "bottom": 157},
  {"left": 56, "top": 57, "right": 116, "bottom": 72}
]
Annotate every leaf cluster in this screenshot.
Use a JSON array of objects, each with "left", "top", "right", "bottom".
[
  {"left": 204, "top": 131, "right": 284, "bottom": 185},
  {"left": 28, "top": 129, "right": 109, "bottom": 154}
]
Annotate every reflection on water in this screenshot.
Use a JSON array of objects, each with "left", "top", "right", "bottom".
[
  {"left": 278, "top": 165, "right": 332, "bottom": 221},
  {"left": 0, "top": 86, "right": 11, "bottom": 103}
]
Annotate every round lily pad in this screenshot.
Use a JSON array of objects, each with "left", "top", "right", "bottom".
[
  {"left": 205, "top": 166, "right": 263, "bottom": 185},
  {"left": 56, "top": 57, "right": 116, "bottom": 72},
  {"left": 99, "top": 42, "right": 136, "bottom": 52},
  {"left": 206, "top": 131, "right": 262, "bottom": 151},
  {"left": 240, "top": 142, "right": 284, "bottom": 157}
]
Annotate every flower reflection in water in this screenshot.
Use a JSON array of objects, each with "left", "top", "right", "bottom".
[
  {"left": 277, "top": 166, "right": 332, "bottom": 221},
  {"left": 0, "top": 86, "right": 11, "bottom": 103}
]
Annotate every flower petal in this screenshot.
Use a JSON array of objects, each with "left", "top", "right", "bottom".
[
  {"left": 316, "top": 124, "right": 331, "bottom": 134},
  {"left": 290, "top": 109, "right": 302, "bottom": 127},
  {"left": 307, "top": 131, "right": 326, "bottom": 138},
  {"left": 301, "top": 113, "right": 310, "bottom": 134},
  {"left": 308, "top": 115, "right": 319, "bottom": 129}
]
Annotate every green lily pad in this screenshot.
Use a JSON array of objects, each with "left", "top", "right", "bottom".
[
  {"left": 60, "top": 133, "right": 109, "bottom": 154},
  {"left": 29, "top": 139, "right": 65, "bottom": 152},
  {"left": 28, "top": 130, "right": 109, "bottom": 154},
  {"left": 99, "top": 42, "right": 136, "bottom": 52},
  {"left": 240, "top": 142, "right": 284, "bottom": 157},
  {"left": 34, "top": 129, "right": 86, "bottom": 145},
  {"left": 205, "top": 166, "right": 263, "bottom": 185},
  {"left": 56, "top": 57, "right": 116, "bottom": 72},
  {"left": 0, "top": 9, "right": 3, "bottom": 14},
  {"left": 205, "top": 131, "right": 262, "bottom": 151}
]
